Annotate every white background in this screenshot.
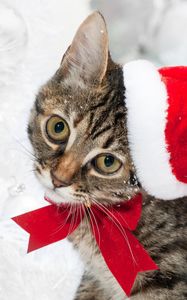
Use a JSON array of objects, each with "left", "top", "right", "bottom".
[{"left": 0, "top": 0, "right": 187, "bottom": 299}]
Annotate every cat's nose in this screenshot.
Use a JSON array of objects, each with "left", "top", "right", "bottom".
[{"left": 51, "top": 171, "right": 72, "bottom": 188}]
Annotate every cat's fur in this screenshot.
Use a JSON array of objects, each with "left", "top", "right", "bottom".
[{"left": 28, "top": 12, "right": 187, "bottom": 300}]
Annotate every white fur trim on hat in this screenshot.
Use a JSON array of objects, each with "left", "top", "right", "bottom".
[{"left": 123, "top": 60, "right": 187, "bottom": 200}]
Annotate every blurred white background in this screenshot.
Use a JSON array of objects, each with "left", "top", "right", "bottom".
[{"left": 0, "top": 0, "right": 187, "bottom": 299}]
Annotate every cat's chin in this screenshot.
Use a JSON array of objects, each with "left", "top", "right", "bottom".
[{"left": 44, "top": 188, "right": 78, "bottom": 206}]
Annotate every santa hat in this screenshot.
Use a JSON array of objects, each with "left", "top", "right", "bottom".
[{"left": 123, "top": 60, "right": 187, "bottom": 200}]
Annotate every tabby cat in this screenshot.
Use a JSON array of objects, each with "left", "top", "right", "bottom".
[{"left": 28, "top": 12, "right": 187, "bottom": 300}]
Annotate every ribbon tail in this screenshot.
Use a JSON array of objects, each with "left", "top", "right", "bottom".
[
  {"left": 12, "top": 205, "right": 84, "bottom": 253},
  {"left": 121, "top": 230, "right": 159, "bottom": 296},
  {"left": 28, "top": 235, "right": 43, "bottom": 253},
  {"left": 91, "top": 212, "right": 158, "bottom": 296}
]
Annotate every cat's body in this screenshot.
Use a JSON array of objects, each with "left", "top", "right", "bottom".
[{"left": 28, "top": 12, "right": 187, "bottom": 300}]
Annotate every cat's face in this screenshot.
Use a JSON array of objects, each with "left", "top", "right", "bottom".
[{"left": 28, "top": 12, "right": 139, "bottom": 206}]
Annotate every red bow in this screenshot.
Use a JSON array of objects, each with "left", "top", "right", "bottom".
[{"left": 12, "top": 193, "right": 158, "bottom": 296}]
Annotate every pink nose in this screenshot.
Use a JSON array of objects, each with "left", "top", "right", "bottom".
[{"left": 51, "top": 171, "right": 72, "bottom": 188}]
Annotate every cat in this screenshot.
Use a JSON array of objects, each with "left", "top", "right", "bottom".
[{"left": 27, "top": 12, "right": 187, "bottom": 300}]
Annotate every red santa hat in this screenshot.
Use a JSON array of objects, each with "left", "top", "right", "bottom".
[{"left": 123, "top": 60, "right": 187, "bottom": 200}]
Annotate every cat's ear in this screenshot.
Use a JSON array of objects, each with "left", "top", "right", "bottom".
[{"left": 60, "top": 11, "right": 109, "bottom": 86}]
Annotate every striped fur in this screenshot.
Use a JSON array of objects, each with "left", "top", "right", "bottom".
[{"left": 28, "top": 12, "right": 187, "bottom": 300}]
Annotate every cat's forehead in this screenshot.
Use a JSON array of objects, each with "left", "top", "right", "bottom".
[
  {"left": 35, "top": 79, "right": 103, "bottom": 115},
  {"left": 37, "top": 84, "right": 109, "bottom": 130}
]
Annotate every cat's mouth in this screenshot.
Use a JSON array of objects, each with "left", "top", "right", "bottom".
[
  {"left": 44, "top": 195, "right": 56, "bottom": 205},
  {"left": 45, "top": 194, "right": 91, "bottom": 209},
  {"left": 44, "top": 187, "right": 89, "bottom": 206}
]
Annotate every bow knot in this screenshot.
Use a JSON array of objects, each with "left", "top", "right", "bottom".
[{"left": 12, "top": 193, "right": 158, "bottom": 296}]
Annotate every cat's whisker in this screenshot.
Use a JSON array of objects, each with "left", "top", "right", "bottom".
[
  {"left": 92, "top": 198, "right": 137, "bottom": 265},
  {"left": 73, "top": 203, "right": 79, "bottom": 230},
  {"left": 78, "top": 205, "right": 84, "bottom": 242},
  {"left": 86, "top": 207, "right": 97, "bottom": 262},
  {"left": 110, "top": 206, "right": 130, "bottom": 230},
  {"left": 67, "top": 203, "right": 81, "bottom": 237},
  {"left": 27, "top": 168, "right": 37, "bottom": 174},
  {"left": 96, "top": 202, "right": 137, "bottom": 265},
  {"left": 14, "top": 146, "right": 36, "bottom": 162},
  {"left": 13, "top": 136, "right": 37, "bottom": 161},
  {"left": 82, "top": 204, "right": 91, "bottom": 239},
  {"left": 66, "top": 203, "right": 76, "bottom": 236},
  {"left": 89, "top": 207, "right": 101, "bottom": 248},
  {"left": 51, "top": 203, "right": 74, "bottom": 238},
  {"left": 49, "top": 203, "right": 72, "bottom": 236}
]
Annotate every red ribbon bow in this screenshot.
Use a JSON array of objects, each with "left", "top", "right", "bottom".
[{"left": 12, "top": 193, "right": 158, "bottom": 296}]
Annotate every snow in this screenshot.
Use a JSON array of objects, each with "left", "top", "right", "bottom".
[{"left": 0, "top": 0, "right": 187, "bottom": 299}]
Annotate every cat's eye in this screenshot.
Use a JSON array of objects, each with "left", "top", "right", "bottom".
[
  {"left": 93, "top": 154, "right": 122, "bottom": 175},
  {"left": 46, "top": 116, "right": 70, "bottom": 143}
]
